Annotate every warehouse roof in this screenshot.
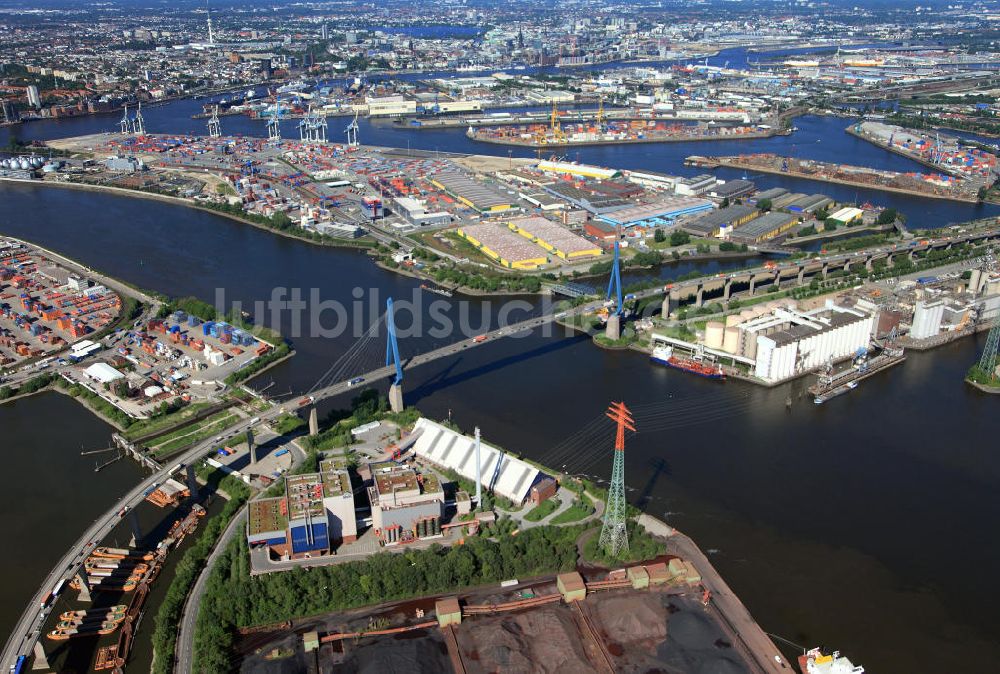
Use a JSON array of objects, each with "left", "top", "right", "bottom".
[
  {"left": 411, "top": 418, "right": 542, "bottom": 503},
  {"left": 457, "top": 223, "right": 547, "bottom": 265},
  {"left": 432, "top": 171, "right": 512, "bottom": 211},
  {"left": 599, "top": 196, "right": 713, "bottom": 227},
  {"left": 84, "top": 362, "right": 124, "bottom": 383},
  {"left": 507, "top": 216, "right": 598, "bottom": 255},
  {"left": 708, "top": 179, "right": 755, "bottom": 198},
  {"left": 731, "top": 211, "right": 798, "bottom": 239},
  {"left": 751, "top": 187, "right": 788, "bottom": 202},
  {"left": 682, "top": 205, "right": 757, "bottom": 235}
]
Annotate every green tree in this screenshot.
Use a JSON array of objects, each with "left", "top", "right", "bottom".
[
  {"left": 669, "top": 230, "right": 690, "bottom": 247},
  {"left": 653, "top": 228, "right": 666, "bottom": 243},
  {"left": 757, "top": 198, "right": 772, "bottom": 212}
]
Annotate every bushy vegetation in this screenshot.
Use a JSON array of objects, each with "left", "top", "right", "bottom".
[
  {"left": 193, "top": 524, "right": 586, "bottom": 668},
  {"left": 430, "top": 266, "right": 542, "bottom": 293},
  {"left": 224, "top": 342, "right": 291, "bottom": 386},
  {"left": 273, "top": 413, "right": 306, "bottom": 435},
  {"left": 583, "top": 520, "right": 666, "bottom": 565},
  {"left": 150, "top": 469, "right": 250, "bottom": 674},
  {"left": 199, "top": 201, "right": 375, "bottom": 249}
]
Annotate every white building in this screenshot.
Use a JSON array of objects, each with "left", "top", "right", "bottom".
[
  {"left": 26, "top": 85, "right": 41, "bottom": 109},
  {"left": 910, "top": 300, "right": 945, "bottom": 340},
  {"left": 745, "top": 303, "right": 876, "bottom": 383},
  {"left": 83, "top": 362, "right": 125, "bottom": 384}
]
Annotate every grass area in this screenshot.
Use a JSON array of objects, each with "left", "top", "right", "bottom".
[
  {"left": 147, "top": 410, "right": 237, "bottom": 449},
  {"left": 550, "top": 499, "right": 595, "bottom": 524},
  {"left": 123, "top": 402, "right": 215, "bottom": 441},
  {"left": 149, "top": 413, "right": 241, "bottom": 458},
  {"left": 523, "top": 498, "right": 560, "bottom": 522}
]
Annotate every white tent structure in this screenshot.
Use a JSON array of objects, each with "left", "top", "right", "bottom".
[{"left": 410, "top": 418, "right": 540, "bottom": 504}]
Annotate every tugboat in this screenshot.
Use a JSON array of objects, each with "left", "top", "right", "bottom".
[{"left": 650, "top": 345, "right": 725, "bottom": 380}]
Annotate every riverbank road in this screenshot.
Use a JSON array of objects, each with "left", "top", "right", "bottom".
[{"left": 174, "top": 511, "right": 247, "bottom": 674}]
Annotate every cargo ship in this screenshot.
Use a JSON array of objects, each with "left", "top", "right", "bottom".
[
  {"left": 798, "top": 647, "right": 864, "bottom": 673},
  {"left": 91, "top": 547, "right": 154, "bottom": 561},
  {"left": 651, "top": 345, "right": 725, "bottom": 380},
  {"left": 47, "top": 621, "right": 120, "bottom": 640},
  {"left": 813, "top": 380, "right": 857, "bottom": 404},
  {"left": 60, "top": 606, "right": 127, "bottom": 622}
]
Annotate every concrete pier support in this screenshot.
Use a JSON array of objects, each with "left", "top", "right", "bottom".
[
  {"left": 32, "top": 641, "right": 49, "bottom": 670},
  {"left": 694, "top": 286, "right": 704, "bottom": 308},
  {"left": 246, "top": 429, "right": 256, "bottom": 465},
  {"left": 822, "top": 262, "right": 829, "bottom": 280},
  {"left": 186, "top": 464, "right": 198, "bottom": 501},
  {"left": 723, "top": 279, "right": 732, "bottom": 301},
  {"left": 797, "top": 267, "right": 805, "bottom": 284},
  {"left": 128, "top": 508, "right": 142, "bottom": 547},
  {"left": 389, "top": 383, "right": 404, "bottom": 413},
  {"left": 605, "top": 314, "right": 621, "bottom": 340},
  {"left": 74, "top": 571, "right": 91, "bottom": 603},
  {"left": 309, "top": 407, "right": 319, "bottom": 436},
  {"left": 661, "top": 293, "right": 678, "bottom": 318},
  {"left": 886, "top": 253, "right": 894, "bottom": 268},
  {"left": 865, "top": 257, "right": 873, "bottom": 272},
  {"left": 908, "top": 250, "right": 916, "bottom": 263},
  {"left": 773, "top": 273, "right": 781, "bottom": 289},
  {"left": 748, "top": 277, "right": 757, "bottom": 296}
]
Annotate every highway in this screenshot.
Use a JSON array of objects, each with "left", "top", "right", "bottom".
[{"left": 4, "top": 224, "right": 998, "bottom": 670}]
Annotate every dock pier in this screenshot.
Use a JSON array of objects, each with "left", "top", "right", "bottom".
[{"left": 112, "top": 434, "right": 162, "bottom": 472}]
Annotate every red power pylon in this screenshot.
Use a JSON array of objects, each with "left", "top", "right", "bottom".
[
  {"left": 606, "top": 401, "right": 635, "bottom": 451},
  {"left": 600, "top": 401, "right": 635, "bottom": 557}
]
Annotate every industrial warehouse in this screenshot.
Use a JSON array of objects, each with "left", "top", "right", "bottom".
[
  {"left": 653, "top": 301, "right": 877, "bottom": 384},
  {"left": 246, "top": 459, "right": 358, "bottom": 558},
  {"left": 506, "top": 215, "right": 602, "bottom": 261},
  {"left": 455, "top": 222, "right": 549, "bottom": 269}
]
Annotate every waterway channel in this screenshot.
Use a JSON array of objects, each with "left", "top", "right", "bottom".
[{"left": 1, "top": 80, "right": 999, "bottom": 671}]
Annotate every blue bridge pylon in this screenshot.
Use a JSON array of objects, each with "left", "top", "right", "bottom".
[
  {"left": 386, "top": 297, "right": 403, "bottom": 386},
  {"left": 606, "top": 240, "right": 623, "bottom": 317}
]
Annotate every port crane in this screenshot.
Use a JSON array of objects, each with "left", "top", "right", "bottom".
[
  {"left": 344, "top": 111, "right": 360, "bottom": 147},
  {"left": 119, "top": 105, "right": 130, "bottom": 135},
  {"left": 266, "top": 95, "right": 282, "bottom": 141},
  {"left": 207, "top": 105, "right": 222, "bottom": 138}
]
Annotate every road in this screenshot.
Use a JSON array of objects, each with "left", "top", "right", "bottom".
[{"left": 174, "top": 510, "right": 247, "bottom": 674}]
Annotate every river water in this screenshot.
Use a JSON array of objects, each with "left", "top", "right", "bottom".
[{"left": 2, "top": 79, "right": 1000, "bottom": 672}]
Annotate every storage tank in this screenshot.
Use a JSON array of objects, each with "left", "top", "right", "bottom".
[
  {"left": 17, "top": 158, "right": 29, "bottom": 170},
  {"left": 725, "top": 314, "right": 742, "bottom": 327},
  {"left": 705, "top": 321, "right": 725, "bottom": 349},
  {"left": 723, "top": 326, "right": 740, "bottom": 354}
]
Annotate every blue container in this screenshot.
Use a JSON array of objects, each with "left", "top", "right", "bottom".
[
  {"left": 187, "top": 315, "right": 201, "bottom": 327},
  {"left": 202, "top": 321, "right": 214, "bottom": 336},
  {"left": 170, "top": 325, "right": 181, "bottom": 334}
]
